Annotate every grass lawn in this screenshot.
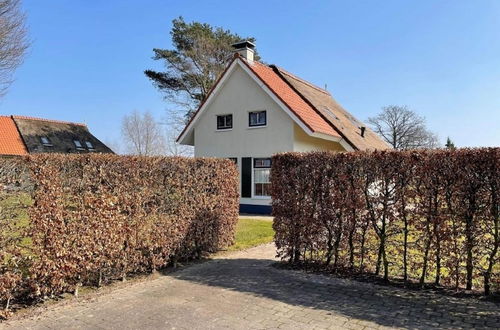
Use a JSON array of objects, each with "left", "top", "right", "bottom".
[
  {"left": 0, "top": 192, "right": 32, "bottom": 249},
  {"left": 228, "top": 218, "right": 274, "bottom": 251}
]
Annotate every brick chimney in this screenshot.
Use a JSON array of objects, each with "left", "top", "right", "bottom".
[{"left": 232, "top": 40, "right": 255, "bottom": 62}]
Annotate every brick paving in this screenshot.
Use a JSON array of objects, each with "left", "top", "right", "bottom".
[{"left": 1, "top": 243, "right": 499, "bottom": 329}]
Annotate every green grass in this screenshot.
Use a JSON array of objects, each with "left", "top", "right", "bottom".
[
  {"left": 228, "top": 218, "right": 275, "bottom": 251},
  {"left": 0, "top": 193, "right": 32, "bottom": 243}
]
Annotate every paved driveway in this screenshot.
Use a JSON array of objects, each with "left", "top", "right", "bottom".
[{"left": 1, "top": 244, "right": 499, "bottom": 330}]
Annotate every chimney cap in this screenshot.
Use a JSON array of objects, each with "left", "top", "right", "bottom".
[{"left": 231, "top": 40, "right": 256, "bottom": 50}]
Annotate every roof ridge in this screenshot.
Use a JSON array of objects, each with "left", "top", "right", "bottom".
[
  {"left": 11, "top": 115, "right": 87, "bottom": 127},
  {"left": 271, "top": 66, "right": 358, "bottom": 151},
  {"left": 271, "top": 65, "right": 331, "bottom": 96}
]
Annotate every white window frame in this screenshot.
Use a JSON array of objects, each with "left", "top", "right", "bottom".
[
  {"left": 216, "top": 114, "right": 233, "bottom": 131},
  {"left": 248, "top": 110, "right": 267, "bottom": 128},
  {"left": 40, "top": 136, "right": 53, "bottom": 147},
  {"left": 73, "top": 139, "right": 84, "bottom": 150},
  {"left": 252, "top": 157, "right": 271, "bottom": 199},
  {"left": 85, "top": 141, "right": 95, "bottom": 150}
]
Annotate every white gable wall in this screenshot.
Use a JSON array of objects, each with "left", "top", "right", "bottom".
[
  {"left": 194, "top": 65, "right": 294, "bottom": 158},
  {"left": 192, "top": 65, "right": 294, "bottom": 206}
]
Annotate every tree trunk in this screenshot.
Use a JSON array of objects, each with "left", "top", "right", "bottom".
[
  {"left": 382, "top": 244, "right": 389, "bottom": 281},
  {"left": 434, "top": 223, "right": 442, "bottom": 286},
  {"left": 446, "top": 190, "right": 460, "bottom": 290},
  {"left": 376, "top": 236, "right": 383, "bottom": 276},
  {"left": 98, "top": 270, "right": 103, "bottom": 287},
  {"left": 348, "top": 225, "right": 356, "bottom": 269},
  {"left": 324, "top": 225, "right": 334, "bottom": 266},
  {"left": 433, "top": 190, "right": 441, "bottom": 286},
  {"left": 360, "top": 224, "right": 367, "bottom": 271},
  {"left": 375, "top": 214, "right": 387, "bottom": 277},
  {"left": 74, "top": 283, "right": 81, "bottom": 297},
  {"left": 465, "top": 214, "right": 474, "bottom": 290},
  {"left": 420, "top": 239, "right": 431, "bottom": 286},
  {"left": 420, "top": 218, "right": 432, "bottom": 286},
  {"left": 484, "top": 196, "right": 498, "bottom": 295},
  {"left": 333, "top": 218, "right": 343, "bottom": 269},
  {"left": 376, "top": 232, "right": 385, "bottom": 276},
  {"left": 403, "top": 215, "right": 409, "bottom": 283},
  {"left": 5, "top": 297, "right": 11, "bottom": 311},
  {"left": 293, "top": 248, "right": 301, "bottom": 263}
]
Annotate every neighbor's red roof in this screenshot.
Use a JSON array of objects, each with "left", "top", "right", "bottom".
[{"left": 0, "top": 116, "right": 28, "bottom": 156}]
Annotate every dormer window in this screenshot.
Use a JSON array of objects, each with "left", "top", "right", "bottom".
[
  {"left": 217, "top": 114, "right": 232, "bottom": 130},
  {"left": 73, "top": 140, "right": 84, "bottom": 150},
  {"left": 40, "top": 136, "right": 53, "bottom": 146},
  {"left": 85, "top": 141, "right": 95, "bottom": 150},
  {"left": 249, "top": 111, "right": 266, "bottom": 127}
]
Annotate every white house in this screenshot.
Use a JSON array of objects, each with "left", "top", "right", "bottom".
[{"left": 178, "top": 41, "right": 389, "bottom": 214}]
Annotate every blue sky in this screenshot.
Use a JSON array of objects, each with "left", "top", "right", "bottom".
[{"left": 1, "top": 0, "right": 499, "bottom": 147}]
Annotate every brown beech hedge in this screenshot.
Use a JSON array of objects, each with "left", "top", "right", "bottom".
[
  {"left": 0, "top": 154, "right": 238, "bottom": 315},
  {"left": 272, "top": 148, "right": 499, "bottom": 295}
]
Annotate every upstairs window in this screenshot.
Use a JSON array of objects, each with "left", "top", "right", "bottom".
[
  {"left": 40, "top": 136, "right": 53, "bottom": 147},
  {"left": 217, "top": 114, "right": 232, "bottom": 130},
  {"left": 85, "top": 141, "right": 95, "bottom": 150},
  {"left": 249, "top": 111, "right": 266, "bottom": 127},
  {"left": 253, "top": 158, "right": 271, "bottom": 197},
  {"left": 73, "top": 140, "right": 84, "bottom": 150}
]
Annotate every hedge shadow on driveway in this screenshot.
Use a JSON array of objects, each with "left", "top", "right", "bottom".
[{"left": 172, "top": 257, "right": 500, "bottom": 329}]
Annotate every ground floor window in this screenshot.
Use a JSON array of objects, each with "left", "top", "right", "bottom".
[{"left": 253, "top": 158, "right": 271, "bottom": 197}]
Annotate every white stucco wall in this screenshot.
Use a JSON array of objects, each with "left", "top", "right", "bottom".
[
  {"left": 188, "top": 63, "right": 348, "bottom": 207},
  {"left": 192, "top": 65, "right": 295, "bottom": 206}
]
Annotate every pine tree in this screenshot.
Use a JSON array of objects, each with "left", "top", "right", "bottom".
[
  {"left": 145, "top": 17, "right": 259, "bottom": 121},
  {"left": 445, "top": 137, "right": 456, "bottom": 150}
]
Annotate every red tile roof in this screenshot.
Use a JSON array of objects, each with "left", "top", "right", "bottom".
[
  {"left": 178, "top": 55, "right": 389, "bottom": 150},
  {"left": 242, "top": 60, "right": 341, "bottom": 138},
  {"left": 0, "top": 116, "right": 28, "bottom": 156}
]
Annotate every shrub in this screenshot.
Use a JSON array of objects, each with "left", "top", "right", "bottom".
[
  {"left": 0, "top": 154, "right": 238, "bottom": 314},
  {"left": 271, "top": 149, "right": 499, "bottom": 295}
]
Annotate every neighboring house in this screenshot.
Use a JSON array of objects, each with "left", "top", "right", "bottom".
[
  {"left": 178, "top": 41, "right": 389, "bottom": 214},
  {"left": 0, "top": 115, "right": 113, "bottom": 156}
]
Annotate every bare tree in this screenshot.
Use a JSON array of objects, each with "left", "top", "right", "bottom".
[
  {"left": 161, "top": 108, "right": 193, "bottom": 157},
  {"left": 121, "top": 110, "right": 166, "bottom": 156},
  {"left": 103, "top": 138, "right": 123, "bottom": 155},
  {"left": 0, "top": 0, "right": 29, "bottom": 97},
  {"left": 367, "top": 105, "right": 440, "bottom": 150}
]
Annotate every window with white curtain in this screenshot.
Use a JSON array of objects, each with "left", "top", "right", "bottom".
[{"left": 253, "top": 158, "right": 271, "bottom": 197}]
